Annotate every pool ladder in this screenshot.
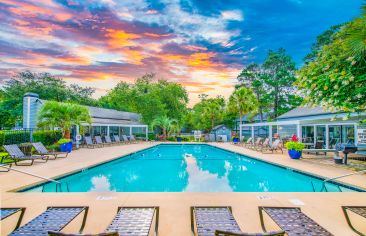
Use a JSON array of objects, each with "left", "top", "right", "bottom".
[
  {"left": 311, "top": 169, "right": 366, "bottom": 192},
  {"left": 0, "top": 164, "right": 69, "bottom": 192}
]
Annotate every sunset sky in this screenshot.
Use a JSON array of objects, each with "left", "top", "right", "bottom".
[{"left": 0, "top": 0, "right": 363, "bottom": 105}]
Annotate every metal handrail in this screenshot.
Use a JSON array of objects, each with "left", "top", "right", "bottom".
[
  {"left": 320, "top": 169, "right": 366, "bottom": 192},
  {"left": 0, "top": 164, "right": 60, "bottom": 184}
]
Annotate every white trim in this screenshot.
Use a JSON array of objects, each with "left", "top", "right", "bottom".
[
  {"left": 26, "top": 97, "right": 31, "bottom": 128},
  {"left": 81, "top": 123, "right": 147, "bottom": 128}
]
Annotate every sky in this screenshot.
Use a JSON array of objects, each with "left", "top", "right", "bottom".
[{"left": 0, "top": 0, "right": 363, "bottom": 105}]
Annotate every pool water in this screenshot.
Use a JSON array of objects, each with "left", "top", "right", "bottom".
[{"left": 25, "top": 144, "right": 360, "bottom": 192}]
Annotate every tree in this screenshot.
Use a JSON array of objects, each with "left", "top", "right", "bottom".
[
  {"left": 0, "top": 71, "right": 97, "bottom": 128},
  {"left": 263, "top": 48, "right": 303, "bottom": 118},
  {"left": 297, "top": 5, "right": 366, "bottom": 113},
  {"left": 237, "top": 63, "right": 269, "bottom": 121},
  {"left": 37, "top": 101, "right": 91, "bottom": 138},
  {"left": 228, "top": 87, "right": 259, "bottom": 137},
  {"left": 151, "top": 115, "right": 177, "bottom": 140},
  {"left": 99, "top": 74, "right": 188, "bottom": 126}
]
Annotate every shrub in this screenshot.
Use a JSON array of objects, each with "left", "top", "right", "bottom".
[
  {"left": 166, "top": 136, "right": 176, "bottom": 141},
  {"left": 285, "top": 141, "right": 305, "bottom": 151},
  {"left": 33, "top": 130, "right": 62, "bottom": 146},
  {"left": 57, "top": 138, "right": 72, "bottom": 145},
  {"left": 1, "top": 130, "right": 31, "bottom": 145}
]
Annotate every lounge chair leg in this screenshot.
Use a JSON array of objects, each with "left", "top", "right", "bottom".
[
  {"left": 15, "top": 208, "right": 26, "bottom": 230},
  {"left": 258, "top": 207, "right": 267, "bottom": 232},
  {"left": 79, "top": 207, "right": 89, "bottom": 233},
  {"left": 342, "top": 207, "right": 364, "bottom": 236}
]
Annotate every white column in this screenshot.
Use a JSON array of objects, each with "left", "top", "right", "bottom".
[
  {"left": 145, "top": 126, "right": 148, "bottom": 141},
  {"left": 269, "top": 125, "right": 273, "bottom": 144},
  {"left": 76, "top": 125, "right": 80, "bottom": 149},
  {"left": 129, "top": 126, "right": 132, "bottom": 136},
  {"left": 239, "top": 124, "right": 242, "bottom": 141},
  {"left": 325, "top": 125, "right": 329, "bottom": 149},
  {"left": 107, "top": 126, "right": 110, "bottom": 136},
  {"left": 313, "top": 125, "right": 317, "bottom": 145},
  {"left": 251, "top": 126, "right": 254, "bottom": 140},
  {"left": 296, "top": 124, "right": 302, "bottom": 141},
  {"left": 354, "top": 123, "right": 358, "bottom": 145}
]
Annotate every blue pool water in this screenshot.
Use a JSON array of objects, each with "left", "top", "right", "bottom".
[{"left": 24, "top": 144, "right": 360, "bottom": 192}]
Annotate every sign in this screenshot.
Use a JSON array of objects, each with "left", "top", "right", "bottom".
[
  {"left": 357, "top": 127, "right": 366, "bottom": 144},
  {"left": 75, "top": 134, "right": 82, "bottom": 141}
]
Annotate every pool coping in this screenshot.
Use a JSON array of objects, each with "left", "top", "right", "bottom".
[{"left": 15, "top": 143, "right": 366, "bottom": 193}]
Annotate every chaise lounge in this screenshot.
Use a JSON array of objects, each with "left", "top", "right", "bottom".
[
  {"left": 259, "top": 207, "right": 332, "bottom": 236},
  {"left": 0, "top": 208, "right": 25, "bottom": 232},
  {"left": 191, "top": 206, "right": 285, "bottom": 236},
  {"left": 9, "top": 206, "right": 88, "bottom": 236},
  {"left": 32, "top": 142, "right": 69, "bottom": 159},
  {"left": 4, "top": 144, "right": 49, "bottom": 166},
  {"left": 342, "top": 206, "right": 366, "bottom": 236},
  {"left": 84, "top": 136, "right": 101, "bottom": 148}
]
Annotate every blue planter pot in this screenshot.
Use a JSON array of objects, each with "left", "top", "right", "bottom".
[
  {"left": 288, "top": 149, "right": 302, "bottom": 159},
  {"left": 176, "top": 137, "right": 182, "bottom": 142},
  {"left": 232, "top": 137, "right": 239, "bottom": 144},
  {"left": 60, "top": 142, "right": 73, "bottom": 153}
]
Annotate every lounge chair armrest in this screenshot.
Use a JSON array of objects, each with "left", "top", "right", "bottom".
[{"left": 215, "top": 230, "right": 285, "bottom": 236}]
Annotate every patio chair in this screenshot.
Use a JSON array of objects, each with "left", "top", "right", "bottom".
[
  {"left": 32, "top": 142, "right": 69, "bottom": 159},
  {"left": 242, "top": 137, "right": 253, "bottom": 147},
  {"left": 48, "top": 207, "right": 159, "bottom": 236},
  {"left": 9, "top": 206, "right": 88, "bottom": 236},
  {"left": 0, "top": 208, "right": 25, "bottom": 231},
  {"left": 248, "top": 138, "right": 262, "bottom": 150},
  {"left": 342, "top": 206, "right": 366, "bottom": 236},
  {"left": 122, "top": 135, "right": 131, "bottom": 143},
  {"left": 191, "top": 206, "right": 285, "bottom": 236},
  {"left": 130, "top": 135, "right": 139, "bottom": 143},
  {"left": 256, "top": 138, "right": 269, "bottom": 151},
  {"left": 261, "top": 140, "right": 283, "bottom": 154},
  {"left": 4, "top": 144, "right": 48, "bottom": 166},
  {"left": 314, "top": 141, "right": 326, "bottom": 155},
  {"left": 104, "top": 136, "right": 116, "bottom": 146},
  {"left": 84, "top": 136, "right": 100, "bottom": 148},
  {"left": 113, "top": 135, "right": 124, "bottom": 145},
  {"left": 259, "top": 207, "right": 332, "bottom": 236},
  {"left": 95, "top": 136, "right": 106, "bottom": 147}
]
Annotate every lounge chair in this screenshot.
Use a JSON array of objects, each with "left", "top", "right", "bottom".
[
  {"left": 342, "top": 206, "right": 366, "bottom": 235},
  {"left": 84, "top": 136, "right": 100, "bottom": 148},
  {"left": 242, "top": 137, "right": 253, "bottom": 147},
  {"left": 4, "top": 145, "right": 48, "bottom": 166},
  {"left": 261, "top": 140, "right": 283, "bottom": 154},
  {"left": 130, "top": 135, "right": 139, "bottom": 143},
  {"left": 259, "top": 207, "right": 332, "bottom": 236},
  {"left": 105, "top": 136, "right": 117, "bottom": 146},
  {"left": 48, "top": 207, "right": 159, "bottom": 236},
  {"left": 95, "top": 136, "right": 106, "bottom": 147},
  {"left": 32, "top": 142, "right": 69, "bottom": 159},
  {"left": 256, "top": 138, "right": 269, "bottom": 151},
  {"left": 191, "top": 206, "right": 285, "bottom": 236},
  {"left": 113, "top": 135, "right": 124, "bottom": 145},
  {"left": 9, "top": 206, "right": 88, "bottom": 236},
  {"left": 248, "top": 138, "right": 262, "bottom": 150},
  {"left": 1, "top": 208, "right": 25, "bottom": 231},
  {"left": 122, "top": 135, "right": 130, "bottom": 143}
]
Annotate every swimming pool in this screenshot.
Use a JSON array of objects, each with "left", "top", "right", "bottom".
[{"left": 23, "top": 144, "right": 362, "bottom": 192}]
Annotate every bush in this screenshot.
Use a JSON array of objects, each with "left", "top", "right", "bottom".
[
  {"left": 57, "top": 138, "right": 72, "bottom": 145},
  {"left": 33, "top": 130, "right": 62, "bottom": 146},
  {"left": 0, "top": 130, "right": 31, "bottom": 145},
  {"left": 166, "top": 136, "right": 176, "bottom": 141},
  {"left": 285, "top": 141, "right": 305, "bottom": 151}
]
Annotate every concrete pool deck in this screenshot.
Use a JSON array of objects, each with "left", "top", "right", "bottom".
[{"left": 1, "top": 142, "right": 366, "bottom": 235}]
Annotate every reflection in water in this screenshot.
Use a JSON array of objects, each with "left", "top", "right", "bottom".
[
  {"left": 184, "top": 156, "right": 232, "bottom": 192},
  {"left": 90, "top": 175, "right": 115, "bottom": 192}
]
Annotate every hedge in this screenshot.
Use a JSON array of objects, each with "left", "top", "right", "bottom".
[
  {"left": 33, "top": 130, "right": 63, "bottom": 146},
  {"left": 0, "top": 130, "right": 62, "bottom": 146}
]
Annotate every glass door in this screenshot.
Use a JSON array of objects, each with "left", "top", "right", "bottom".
[
  {"left": 342, "top": 125, "right": 355, "bottom": 143},
  {"left": 329, "top": 126, "right": 341, "bottom": 148}
]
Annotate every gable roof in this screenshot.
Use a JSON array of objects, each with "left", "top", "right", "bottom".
[
  {"left": 87, "top": 106, "right": 140, "bottom": 121},
  {"left": 276, "top": 106, "right": 333, "bottom": 120}
]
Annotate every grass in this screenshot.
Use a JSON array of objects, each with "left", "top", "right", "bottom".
[{"left": 0, "top": 152, "right": 13, "bottom": 164}]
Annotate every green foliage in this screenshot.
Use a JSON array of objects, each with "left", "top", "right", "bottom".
[
  {"left": 237, "top": 49, "right": 303, "bottom": 119},
  {"left": 32, "top": 130, "right": 63, "bottom": 146},
  {"left": 57, "top": 138, "right": 72, "bottom": 145},
  {"left": 187, "top": 95, "right": 226, "bottom": 131},
  {"left": 1, "top": 130, "right": 30, "bottom": 145},
  {"left": 285, "top": 141, "right": 305, "bottom": 151},
  {"left": 0, "top": 71, "right": 97, "bottom": 128},
  {"left": 228, "top": 87, "right": 258, "bottom": 129},
  {"left": 38, "top": 101, "right": 91, "bottom": 138},
  {"left": 99, "top": 73, "right": 188, "bottom": 126},
  {"left": 297, "top": 7, "right": 366, "bottom": 113},
  {"left": 151, "top": 115, "right": 177, "bottom": 139}
]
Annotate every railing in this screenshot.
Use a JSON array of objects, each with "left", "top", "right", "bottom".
[
  {"left": 0, "top": 164, "right": 69, "bottom": 192},
  {"left": 316, "top": 169, "right": 366, "bottom": 192}
]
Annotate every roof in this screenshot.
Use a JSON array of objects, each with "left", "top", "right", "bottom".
[
  {"left": 212, "top": 124, "right": 229, "bottom": 130},
  {"left": 90, "top": 117, "right": 145, "bottom": 126},
  {"left": 87, "top": 106, "right": 140, "bottom": 121},
  {"left": 276, "top": 106, "right": 333, "bottom": 120}
]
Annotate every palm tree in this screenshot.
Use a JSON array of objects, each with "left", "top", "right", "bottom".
[
  {"left": 228, "top": 87, "right": 259, "bottom": 139},
  {"left": 37, "top": 101, "right": 91, "bottom": 138},
  {"left": 345, "top": 4, "right": 366, "bottom": 59},
  {"left": 151, "top": 116, "right": 177, "bottom": 140},
  {"left": 203, "top": 98, "right": 225, "bottom": 131}
]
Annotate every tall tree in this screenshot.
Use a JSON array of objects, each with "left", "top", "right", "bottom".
[
  {"left": 263, "top": 48, "right": 302, "bottom": 118},
  {"left": 297, "top": 5, "right": 366, "bottom": 113},
  {"left": 237, "top": 63, "right": 269, "bottom": 121},
  {"left": 228, "top": 87, "right": 259, "bottom": 138},
  {"left": 151, "top": 115, "right": 177, "bottom": 140}
]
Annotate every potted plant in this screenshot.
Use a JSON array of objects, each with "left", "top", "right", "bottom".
[
  {"left": 285, "top": 135, "right": 305, "bottom": 159},
  {"left": 176, "top": 136, "right": 182, "bottom": 142},
  {"left": 57, "top": 138, "right": 73, "bottom": 153},
  {"left": 232, "top": 135, "right": 240, "bottom": 144}
]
